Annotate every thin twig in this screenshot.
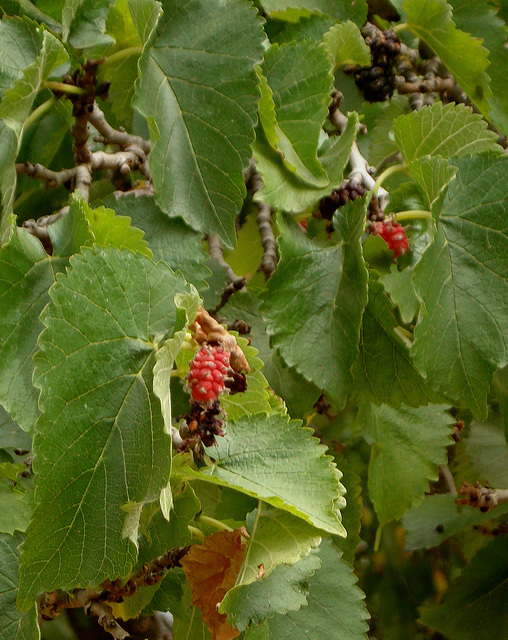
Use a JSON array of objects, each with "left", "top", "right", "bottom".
[
  {"left": 395, "top": 75, "right": 455, "bottom": 94},
  {"left": 89, "top": 103, "right": 151, "bottom": 156},
  {"left": 249, "top": 171, "right": 277, "bottom": 279}
]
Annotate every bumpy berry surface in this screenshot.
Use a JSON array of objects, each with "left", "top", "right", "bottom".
[
  {"left": 187, "top": 345, "right": 230, "bottom": 403},
  {"left": 370, "top": 219, "right": 409, "bottom": 258},
  {"left": 348, "top": 30, "right": 400, "bottom": 102}
]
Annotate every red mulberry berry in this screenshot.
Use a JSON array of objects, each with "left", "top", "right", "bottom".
[
  {"left": 186, "top": 345, "right": 230, "bottom": 403},
  {"left": 370, "top": 219, "right": 409, "bottom": 258}
]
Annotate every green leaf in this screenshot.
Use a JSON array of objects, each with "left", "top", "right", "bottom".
[
  {"left": 449, "top": 0, "right": 508, "bottom": 136},
  {"left": 0, "top": 408, "right": 31, "bottom": 452},
  {"left": 0, "top": 482, "right": 30, "bottom": 535},
  {"left": 254, "top": 108, "right": 358, "bottom": 211},
  {"left": 263, "top": 350, "right": 322, "bottom": 420},
  {"left": 0, "top": 27, "right": 67, "bottom": 236},
  {"left": 98, "top": 192, "right": 211, "bottom": 292},
  {"left": 465, "top": 413, "right": 508, "bottom": 486},
  {"left": 62, "top": 0, "right": 115, "bottom": 50},
  {"left": 403, "top": 493, "right": 508, "bottom": 551},
  {"left": 176, "top": 412, "right": 346, "bottom": 535},
  {"left": 270, "top": 11, "right": 337, "bottom": 45},
  {"left": 262, "top": 203, "right": 368, "bottom": 408},
  {"left": 419, "top": 536, "right": 508, "bottom": 640},
  {"left": 0, "top": 17, "right": 40, "bottom": 98},
  {"left": 260, "top": 0, "right": 367, "bottom": 25},
  {"left": 221, "top": 370, "right": 272, "bottom": 422},
  {"left": 407, "top": 155, "right": 457, "bottom": 212},
  {"left": 0, "top": 228, "right": 66, "bottom": 432},
  {"left": 324, "top": 21, "right": 371, "bottom": 71},
  {"left": 127, "top": 0, "right": 161, "bottom": 44},
  {"left": 379, "top": 265, "right": 419, "bottom": 324},
  {"left": 135, "top": 0, "right": 264, "bottom": 248},
  {"left": 222, "top": 551, "right": 321, "bottom": 632},
  {"left": 0, "top": 533, "right": 39, "bottom": 640},
  {"left": 403, "top": 0, "right": 491, "bottom": 116},
  {"left": 412, "top": 155, "right": 508, "bottom": 418},
  {"left": 361, "top": 403, "right": 454, "bottom": 525},
  {"left": 365, "top": 95, "right": 408, "bottom": 167},
  {"left": 351, "top": 278, "right": 438, "bottom": 407},
  {"left": 333, "top": 455, "right": 362, "bottom": 565},
  {"left": 223, "top": 209, "right": 264, "bottom": 278},
  {"left": 172, "top": 583, "right": 211, "bottom": 640},
  {"left": 244, "top": 539, "right": 369, "bottom": 640},
  {"left": 232, "top": 504, "right": 322, "bottom": 586},
  {"left": 17, "top": 248, "right": 193, "bottom": 609},
  {"left": 85, "top": 202, "right": 153, "bottom": 258},
  {"left": 261, "top": 40, "right": 332, "bottom": 186},
  {"left": 393, "top": 103, "right": 500, "bottom": 162}
]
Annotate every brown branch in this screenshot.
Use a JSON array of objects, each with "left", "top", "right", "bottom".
[
  {"left": 395, "top": 75, "right": 455, "bottom": 94},
  {"left": 86, "top": 601, "right": 130, "bottom": 640},
  {"left": 89, "top": 103, "right": 151, "bottom": 156},
  {"left": 208, "top": 233, "right": 246, "bottom": 313},
  {"left": 456, "top": 482, "right": 508, "bottom": 513},
  {"left": 15, "top": 161, "right": 77, "bottom": 187},
  {"left": 249, "top": 171, "right": 277, "bottom": 279}
]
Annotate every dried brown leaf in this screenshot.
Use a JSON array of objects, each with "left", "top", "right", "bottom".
[{"left": 180, "top": 529, "right": 247, "bottom": 640}]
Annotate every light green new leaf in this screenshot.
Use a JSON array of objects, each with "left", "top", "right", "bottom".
[
  {"left": 98, "top": 192, "right": 211, "bottom": 292},
  {"left": 450, "top": 0, "right": 508, "bottom": 136},
  {"left": 17, "top": 248, "right": 193, "bottom": 609},
  {"left": 393, "top": 103, "right": 500, "bottom": 162},
  {"left": 254, "top": 111, "right": 358, "bottom": 211},
  {"left": 403, "top": 0, "right": 491, "bottom": 116},
  {"left": 222, "top": 551, "right": 321, "bottom": 632},
  {"left": 232, "top": 504, "right": 322, "bottom": 586},
  {"left": 262, "top": 202, "right": 368, "bottom": 408},
  {"left": 403, "top": 493, "right": 508, "bottom": 551},
  {"left": 351, "top": 279, "right": 439, "bottom": 408},
  {"left": 0, "top": 27, "right": 67, "bottom": 237},
  {"left": 62, "top": 0, "right": 115, "bottom": 50},
  {"left": 84, "top": 202, "right": 152, "bottom": 257},
  {"left": 324, "top": 21, "right": 371, "bottom": 71},
  {"left": 245, "top": 539, "right": 369, "bottom": 640},
  {"left": 135, "top": 0, "right": 264, "bottom": 248},
  {"left": 127, "top": 0, "right": 161, "bottom": 44},
  {"left": 261, "top": 40, "right": 333, "bottom": 186},
  {"left": 0, "top": 533, "right": 39, "bottom": 640},
  {"left": 260, "top": 0, "right": 367, "bottom": 25},
  {"left": 412, "top": 155, "right": 508, "bottom": 418},
  {"left": 419, "top": 536, "right": 508, "bottom": 640},
  {"left": 362, "top": 403, "right": 454, "bottom": 525},
  {"left": 177, "top": 412, "right": 345, "bottom": 535},
  {"left": 465, "top": 413, "right": 508, "bottom": 487}
]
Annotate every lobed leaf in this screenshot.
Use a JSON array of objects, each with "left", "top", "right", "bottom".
[{"left": 324, "top": 21, "right": 371, "bottom": 71}]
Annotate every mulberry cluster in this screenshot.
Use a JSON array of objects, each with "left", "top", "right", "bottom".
[
  {"left": 186, "top": 345, "right": 230, "bottom": 404},
  {"left": 370, "top": 219, "right": 409, "bottom": 258},
  {"left": 347, "top": 30, "right": 401, "bottom": 102},
  {"left": 318, "top": 180, "right": 367, "bottom": 222},
  {"left": 180, "top": 401, "right": 225, "bottom": 449}
]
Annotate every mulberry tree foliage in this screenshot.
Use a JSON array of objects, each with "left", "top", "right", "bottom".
[{"left": 0, "top": 1, "right": 507, "bottom": 640}]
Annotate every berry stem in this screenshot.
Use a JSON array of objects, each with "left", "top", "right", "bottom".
[
  {"left": 102, "top": 46, "right": 143, "bottom": 69},
  {"left": 372, "top": 163, "right": 408, "bottom": 194},
  {"left": 394, "top": 209, "right": 432, "bottom": 222},
  {"left": 393, "top": 22, "right": 408, "bottom": 33},
  {"left": 44, "top": 81, "right": 86, "bottom": 95},
  {"left": 197, "top": 514, "right": 234, "bottom": 533}
]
